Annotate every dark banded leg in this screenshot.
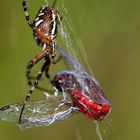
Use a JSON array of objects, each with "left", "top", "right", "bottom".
[
  {"left": 22, "top": 0, "right": 34, "bottom": 27},
  {"left": 44, "top": 56, "right": 61, "bottom": 85},
  {"left": 44, "top": 55, "right": 61, "bottom": 83},
  {"left": 26, "top": 49, "right": 49, "bottom": 86},
  {"left": 33, "top": 56, "right": 51, "bottom": 91},
  {"left": 19, "top": 60, "right": 50, "bottom": 123},
  {"left": 30, "top": 57, "right": 51, "bottom": 92},
  {"left": 45, "top": 67, "right": 50, "bottom": 79},
  {"left": 45, "top": 56, "right": 51, "bottom": 79},
  {"left": 30, "top": 57, "right": 51, "bottom": 91},
  {"left": 26, "top": 69, "right": 33, "bottom": 86}
]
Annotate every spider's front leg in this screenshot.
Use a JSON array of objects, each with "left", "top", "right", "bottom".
[{"left": 22, "top": 0, "right": 34, "bottom": 28}]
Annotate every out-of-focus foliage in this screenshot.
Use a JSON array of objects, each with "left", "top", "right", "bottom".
[{"left": 0, "top": 0, "right": 140, "bottom": 140}]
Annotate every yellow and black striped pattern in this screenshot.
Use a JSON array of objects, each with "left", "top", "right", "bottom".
[{"left": 22, "top": 0, "right": 32, "bottom": 26}]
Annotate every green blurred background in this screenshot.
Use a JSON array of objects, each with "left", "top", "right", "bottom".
[{"left": 0, "top": 0, "right": 140, "bottom": 140}]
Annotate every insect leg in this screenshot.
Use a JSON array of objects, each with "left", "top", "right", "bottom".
[{"left": 19, "top": 59, "right": 50, "bottom": 123}]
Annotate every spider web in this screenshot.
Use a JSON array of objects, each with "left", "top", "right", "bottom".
[
  {"left": 0, "top": 93, "right": 78, "bottom": 130},
  {"left": 0, "top": 1, "right": 111, "bottom": 135}
]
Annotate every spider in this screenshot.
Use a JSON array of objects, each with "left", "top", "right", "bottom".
[{"left": 19, "top": 0, "right": 61, "bottom": 123}]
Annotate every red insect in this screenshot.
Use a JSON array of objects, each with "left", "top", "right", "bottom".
[{"left": 52, "top": 46, "right": 111, "bottom": 121}]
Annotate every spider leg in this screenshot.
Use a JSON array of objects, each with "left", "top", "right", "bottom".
[
  {"left": 22, "top": 0, "right": 34, "bottom": 28},
  {"left": 44, "top": 56, "right": 50, "bottom": 79},
  {"left": 30, "top": 56, "right": 56, "bottom": 93},
  {"left": 19, "top": 58, "right": 50, "bottom": 123},
  {"left": 34, "top": 60, "right": 50, "bottom": 90},
  {"left": 28, "top": 57, "right": 51, "bottom": 91},
  {"left": 26, "top": 49, "right": 49, "bottom": 85},
  {"left": 50, "top": 55, "right": 61, "bottom": 64},
  {"left": 36, "top": 55, "right": 61, "bottom": 92},
  {"left": 45, "top": 68, "right": 50, "bottom": 79},
  {"left": 33, "top": 57, "right": 51, "bottom": 91}
]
